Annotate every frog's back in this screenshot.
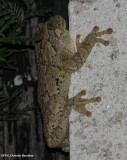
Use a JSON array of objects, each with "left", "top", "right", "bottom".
[
  {"left": 35, "top": 16, "right": 76, "bottom": 149},
  {"left": 35, "top": 19, "right": 73, "bottom": 115}
]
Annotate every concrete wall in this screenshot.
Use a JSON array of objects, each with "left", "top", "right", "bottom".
[{"left": 68, "top": 0, "right": 127, "bottom": 159}]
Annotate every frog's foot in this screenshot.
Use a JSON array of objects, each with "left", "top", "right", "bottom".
[
  {"left": 83, "top": 26, "right": 113, "bottom": 47},
  {"left": 74, "top": 96, "right": 101, "bottom": 117}
]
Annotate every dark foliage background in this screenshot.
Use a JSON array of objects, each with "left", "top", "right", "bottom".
[{"left": 0, "top": 0, "right": 69, "bottom": 159}]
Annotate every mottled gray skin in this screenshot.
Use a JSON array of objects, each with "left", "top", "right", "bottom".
[{"left": 35, "top": 16, "right": 113, "bottom": 152}]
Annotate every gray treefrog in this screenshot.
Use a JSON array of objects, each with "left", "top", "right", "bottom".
[{"left": 35, "top": 15, "right": 113, "bottom": 152}]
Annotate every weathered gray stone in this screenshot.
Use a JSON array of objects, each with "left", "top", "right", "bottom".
[{"left": 69, "top": 0, "right": 127, "bottom": 159}]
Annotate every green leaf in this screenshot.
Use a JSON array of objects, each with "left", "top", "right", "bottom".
[
  {"left": 0, "top": 17, "right": 15, "bottom": 36},
  {"left": 10, "top": 89, "right": 22, "bottom": 100},
  {"left": 0, "top": 141, "right": 4, "bottom": 148},
  {"left": 0, "top": 18, "right": 5, "bottom": 28},
  {"left": 0, "top": 57, "right": 6, "bottom": 62},
  {"left": 0, "top": 0, "right": 51, "bottom": 121},
  {"left": 0, "top": 1, "right": 22, "bottom": 22}
]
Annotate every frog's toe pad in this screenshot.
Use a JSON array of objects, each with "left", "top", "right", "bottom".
[
  {"left": 96, "top": 96, "right": 101, "bottom": 102},
  {"left": 80, "top": 90, "right": 86, "bottom": 96},
  {"left": 107, "top": 28, "right": 113, "bottom": 34}
]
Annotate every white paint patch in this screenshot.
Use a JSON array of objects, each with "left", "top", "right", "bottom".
[
  {"left": 27, "top": 75, "right": 32, "bottom": 81},
  {"left": 14, "top": 75, "right": 23, "bottom": 86},
  {"left": 24, "top": 73, "right": 32, "bottom": 81},
  {"left": 69, "top": 0, "right": 127, "bottom": 159}
]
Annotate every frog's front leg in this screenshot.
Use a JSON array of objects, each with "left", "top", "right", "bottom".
[
  {"left": 79, "top": 26, "right": 113, "bottom": 49},
  {"left": 76, "top": 26, "right": 113, "bottom": 60},
  {"left": 62, "top": 26, "right": 113, "bottom": 73}
]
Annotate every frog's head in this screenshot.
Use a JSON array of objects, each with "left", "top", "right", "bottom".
[{"left": 47, "top": 15, "right": 66, "bottom": 30}]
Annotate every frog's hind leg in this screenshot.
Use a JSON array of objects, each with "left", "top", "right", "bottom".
[{"left": 44, "top": 91, "right": 101, "bottom": 151}]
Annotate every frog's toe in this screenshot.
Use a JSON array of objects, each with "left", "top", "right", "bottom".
[
  {"left": 96, "top": 96, "right": 101, "bottom": 102},
  {"left": 85, "top": 110, "right": 92, "bottom": 117},
  {"left": 104, "top": 40, "right": 110, "bottom": 46},
  {"left": 93, "top": 26, "right": 99, "bottom": 32},
  {"left": 80, "top": 90, "right": 86, "bottom": 96},
  {"left": 107, "top": 28, "right": 113, "bottom": 34}
]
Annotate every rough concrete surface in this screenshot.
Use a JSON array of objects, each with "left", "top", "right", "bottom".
[{"left": 68, "top": 0, "right": 127, "bottom": 159}]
